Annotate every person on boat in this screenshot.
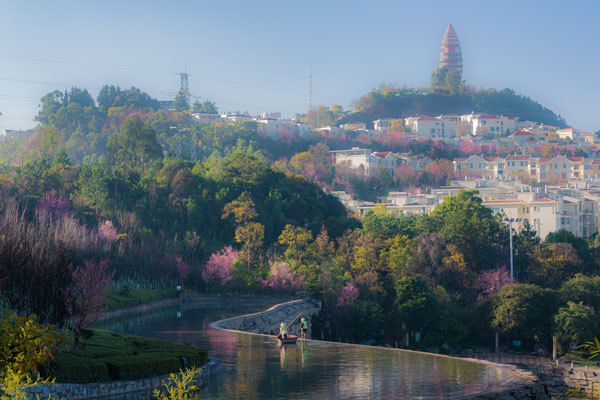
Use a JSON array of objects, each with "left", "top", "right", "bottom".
[
  {"left": 300, "top": 317, "right": 308, "bottom": 340},
  {"left": 279, "top": 322, "right": 288, "bottom": 339}
]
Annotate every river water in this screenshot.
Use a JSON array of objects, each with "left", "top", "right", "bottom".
[{"left": 96, "top": 296, "right": 516, "bottom": 399}]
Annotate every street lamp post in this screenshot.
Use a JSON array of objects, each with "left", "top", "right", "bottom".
[
  {"left": 505, "top": 217, "right": 522, "bottom": 284},
  {"left": 509, "top": 219, "right": 514, "bottom": 284}
]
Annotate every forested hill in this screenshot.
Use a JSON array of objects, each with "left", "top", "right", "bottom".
[{"left": 341, "top": 88, "right": 567, "bottom": 128}]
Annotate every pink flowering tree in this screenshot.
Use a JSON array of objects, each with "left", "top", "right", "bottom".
[
  {"left": 202, "top": 247, "right": 238, "bottom": 286},
  {"left": 161, "top": 254, "right": 191, "bottom": 283},
  {"left": 68, "top": 259, "right": 113, "bottom": 334},
  {"left": 99, "top": 220, "right": 118, "bottom": 242},
  {"left": 37, "top": 191, "right": 72, "bottom": 220},
  {"left": 336, "top": 284, "right": 359, "bottom": 308},
  {"left": 257, "top": 262, "right": 306, "bottom": 292},
  {"left": 474, "top": 266, "right": 513, "bottom": 298}
]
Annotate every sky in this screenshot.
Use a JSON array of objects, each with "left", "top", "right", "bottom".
[{"left": 1, "top": 0, "right": 599, "bottom": 133}]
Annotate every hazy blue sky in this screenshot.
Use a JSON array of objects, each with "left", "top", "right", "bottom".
[{"left": 1, "top": 0, "right": 599, "bottom": 132}]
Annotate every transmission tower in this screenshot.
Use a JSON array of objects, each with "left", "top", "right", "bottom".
[
  {"left": 307, "top": 65, "right": 312, "bottom": 113},
  {"left": 179, "top": 70, "right": 191, "bottom": 110}
]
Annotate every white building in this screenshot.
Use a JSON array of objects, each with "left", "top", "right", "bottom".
[
  {"left": 373, "top": 118, "right": 395, "bottom": 132},
  {"left": 530, "top": 198, "right": 559, "bottom": 239},
  {"left": 404, "top": 116, "right": 456, "bottom": 139},
  {"left": 331, "top": 148, "right": 400, "bottom": 176},
  {"left": 461, "top": 113, "right": 517, "bottom": 136}
]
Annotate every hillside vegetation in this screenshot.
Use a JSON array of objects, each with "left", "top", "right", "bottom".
[{"left": 341, "top": 87, "right": 567, "bottom": 128}]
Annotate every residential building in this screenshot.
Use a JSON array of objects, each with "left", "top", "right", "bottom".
[
  {"left": 373, "top": 118, "right": 395, "bottom": 132},
  {"left": 504, "top": 155, "right": 532, "bottom": 177},
  {"left": 556, "top": 128, "right": 581, "bottom": 142},
  {"left": 342, "top": 122, "right": 367, "bottom": 131},
  {"left": 482, "top": 199, "right": 530, "bottom": 230},
  {"left": 331, "top": 148, "right": 400, "bottom": 176},
  {"left": 460, "top": 113, "right": 517, "bottom": 136},
  {"left": 405, "top": 116, "right": 456, "bottom": 139}
]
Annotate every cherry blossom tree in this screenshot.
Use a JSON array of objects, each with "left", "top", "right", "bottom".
[
  {"left": 68, "top": 259, "right": 113, "bottom": 334},
  {"left": 98, "top": 220, "right": 118, "bottom": 242},
  {"left": 36, "top": 191, "right": 71, "bottom": 220},
  {"left": 336, "top": 284, "right": 359, "bottom": 308},
  {"left": 161, "top": 254, "right": 192, "bottom": 283},
  {"left": 474, "top": 266, "right": 513, "bottom": 297},
  {"left": 202, "top": 247, "right": 238, "bottom": 286},
  {"left": 257, "top": 262, "right": 306, "bottom": 291}
]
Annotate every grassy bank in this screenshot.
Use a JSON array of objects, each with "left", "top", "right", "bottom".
[
  {"left": 103, "top": 287, "right": 180, "bottom": 311},
  {"left": 45, "top": 329, "right": 208, "bottom": 383}
]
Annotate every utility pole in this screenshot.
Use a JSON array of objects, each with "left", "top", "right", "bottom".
[
  {"left": 509, "top": 219, "right": 514, "bottom": 284},
  {"left": 504, "top": 217, "right": 521, "bottom": 283},
  {"left": 307, "top": 65, "right": 312, "bottom": 114}
]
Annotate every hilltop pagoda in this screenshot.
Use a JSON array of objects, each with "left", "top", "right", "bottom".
[{"left": 439, "top": 24, "right": 463, "bottom": 80}]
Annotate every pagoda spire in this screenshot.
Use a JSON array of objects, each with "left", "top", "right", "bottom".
[{"left": 439, "top": 24, "right": 463, "bottom": 80}]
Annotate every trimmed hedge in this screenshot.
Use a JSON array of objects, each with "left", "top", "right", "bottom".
[
  {"left": 104, "top": 354, "right": 181, "bottom": 381},
  {"left": 45, "top": 329, "right": 208, "bottom": 383},
  {"left": 50, "top": 352, "right": 110, "bottom": 383}
]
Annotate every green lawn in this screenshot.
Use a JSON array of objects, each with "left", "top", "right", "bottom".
[
  {"left": 45, "top": 329, "right": 208, "bottom": 383},
  {"left": 103, "top": 287, "right": 180, "bottom": 311}
]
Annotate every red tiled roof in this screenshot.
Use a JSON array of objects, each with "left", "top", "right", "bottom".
[
  {"left": 475, "top": 114, "right": 499, "bottom": 120},
  {"left": 531, "top": 198, "right": 557, "bottom": 203},
  {"left": 568, "top": 157, "right": 583, "bottom": 162},
  {"left": 538, "top": 158, "right": 553, "bottom": 163},
  {"left": 509, "top": 130, "right": 534, "bottom": 137},
  {"left": 417, "top": 116, "right": 439, "bottom": 121},
  {"left": 453, "top": 158, "right": 468, "bottom": 162},
  {"left": 506, "top": 155, "right": 531, "bottom": 160},
  {"left": 482, "top": 200, "right": 526, "bottom": 204},
  {"left": 592, "top": 160, "right": 600, "bottom": 164},
  {"left": 483, "top": 157, "right": 498, "bottom": 161},
  {"left": 374, "top": 152, "right": 391, "bottom": 158}
]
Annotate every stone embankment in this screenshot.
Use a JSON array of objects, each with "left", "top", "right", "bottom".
[
  {"left": 27, "top": 360, "right": 217, "bottom": 400},
  {"left": 466, "top": 358, "right": 600, "bottom": 399},
  {"left": 210, "top": 299, "right": 321, "bottom": 338}
]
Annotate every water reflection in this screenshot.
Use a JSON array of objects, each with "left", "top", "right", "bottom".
[{"left": 98, "top": 296, "right": 515, "bottom": 399}]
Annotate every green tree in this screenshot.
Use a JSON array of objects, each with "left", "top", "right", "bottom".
[
  {"left": 394, "top": 275, "right": 438, "bottom": 335},
  {"left": 383, "top": 234, "right": 415, "bottom": 279},
  {"left": 529, "top": 242, "right": 583, "bottom": 289},
  {"left": 430, "top": 189, "right": 504, "bottom": 271},
  {"left": 559, "top": 274, "right": 600, "bottom": 311},
  {"left": 431, "top": 67, "right": 448, "bottom": 89},
  {"left": 554, "top": 302, "right": 600, "bottom": 354},
  {"left": 234, "top": 222, "right": 264, "bottom": 270},
  {"left": 347, "top": 301, "right": 384, "bottom": 343},
  {"left": 173, "top": 92, "right": 189, "bottom": 112},
  {"left": 0, "top": 312, "right": 60, "bottom": 400},
  {"left": 107, "top": 115, "right": 163, "bottom": 170},
  {"left": 193, "top": 100, "right": 218, "bottom": 114},
  {"left": 278, "top": 224, "right": 314, "bottom": 266},
  {"left": 491, "top": 284, "right": 558, "bottom": 345},
  {"left": 303, "top": 106, "right": 334, "bottom": 128},
  {"left": 76, "top": 157, "right": 113, "bottom": 214}
]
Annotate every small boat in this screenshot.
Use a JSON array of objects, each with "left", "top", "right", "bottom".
[{"left": 276, "top": 334, "right": 298, "bottom": 345}]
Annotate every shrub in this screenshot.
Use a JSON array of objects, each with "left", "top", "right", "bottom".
[
  {"left": 48, "top": 352, "right": 110, "bottom": 383},
  {"left": 105, "top": 354, "right": 181, "bottom": 381}
]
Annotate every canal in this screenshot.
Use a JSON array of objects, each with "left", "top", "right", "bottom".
[{"left": 97, "top": 295, "right": 517, "bottom": 399}]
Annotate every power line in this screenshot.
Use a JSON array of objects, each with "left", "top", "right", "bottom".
[
  {"left": 0, "top": 53, "right": 304, "bottom": 96},
  {"left": 0, "top": 53, "right": 172, "bottom": 76}
]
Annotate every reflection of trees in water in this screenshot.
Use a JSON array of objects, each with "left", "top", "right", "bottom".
[
  {"left": 96, "top": 298, "right": 515, "bottom": 398},
  {"left": 95, "top": 306, "right": 180, "bottom": 334}
]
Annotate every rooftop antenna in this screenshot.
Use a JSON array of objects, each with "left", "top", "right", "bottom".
[{"left": 307, "top": 65, "right": 313, "bottom": 113}]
